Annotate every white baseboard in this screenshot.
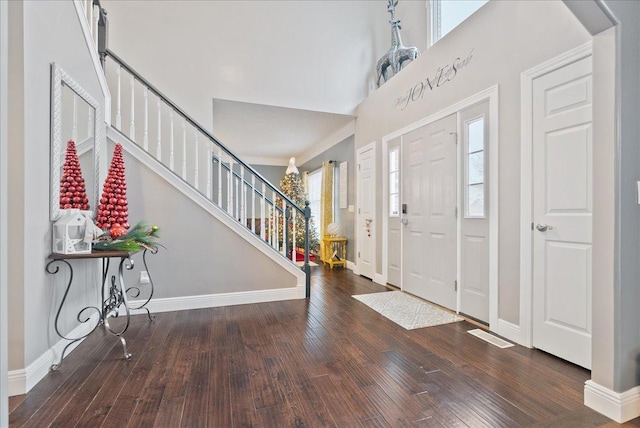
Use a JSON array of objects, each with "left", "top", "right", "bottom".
[
  {"left": 585, "top": 380, "right": 640, "bottom": 423},
  {"left": 129, "top": 285, "right": 304, "bottom": 315},
  {"left": 373, "top": 273, "right": 386, "bottom": 286},
  {"left": 8, "top": 313, "right": 99, "bottom": 396},
  {"left": 495, "top": 318, "right": 522, "bottom": 345},
  {"left": 351, "top": 264, "right": 360, "bottom": 275},
  {"left": 347, "top": 260, "right": 356, "bottom": 271}
]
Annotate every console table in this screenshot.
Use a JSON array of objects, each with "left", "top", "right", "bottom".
[{"left": 45, "top": 249, "right": 156, "bottom": 371}]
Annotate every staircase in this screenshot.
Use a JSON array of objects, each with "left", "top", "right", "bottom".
[{"left": 82, "top": 0, "right": 312, "bottom": 297}]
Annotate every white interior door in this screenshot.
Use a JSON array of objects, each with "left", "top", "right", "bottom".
[
  {"left": 387, "top": 137, "right": 402, "bottom": 287},
  {"left": 402, "top": 114, "right": 457, "bottom": 310},
  {"left": 357, "top": 143, "right": 375, "bottom": 280},
  {"left": 532, "top": 55, "right": 592, "bottom": 369},
  {"left": 459, "top": 101, "right": 490, "bottom": 323}
]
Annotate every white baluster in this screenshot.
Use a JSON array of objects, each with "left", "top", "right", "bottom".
[
  {"left": 115, "top": 67, "right": 122, "bottom": 129},
  {"left": 240, "top": 166, "right": 246, "bottom": 227},
  {"left": 71, "top": 94, "right": 78, "bottom": 141},
  {"left": 235, "top": 172, "right": 239, "bottom": 220},
  {"left": 217, "top": 148, "right": 222, "bottom": 206},
  {"left": 129, "top": 75, "right": 135, "bottom": 138},
  {"left": 251, "top": 176, "right": 256, "bottom": 233},
  {"left": 156, "top": 98, "right": 161, "bottom": 160},
  {"left": 291, "top": 206, "right": 296, "bottom": 262},
  {"left": 181, "top": 121, "right": 187, "bottom": 180},
  {"left": 273, "top": 190, "right": 278, "bottom": 251},
  {"left": 194, "top": 131, "right": 199, "bottom": 190},
  {"left": 169, "top": 110, "right": 175, "bottom": 171},
  {"left": 206, "top": 144, "right": 212, "bottom": 199},
  {"left": 143, "top": 87, "right": 149, "bottom": 151},
  {"left": 92, "top": 5, "right": 99, "bottom": 51},
  {"left": 281, "top": 198, "right": 287, "bottom": 256},
  {"left": 260, "top": 183, "right": 266, "bottom": 241},
  {"left": 87, "top": 1, "right": 93, "bottom": 37},
  {"left": 227, "top": 159, "right": 234, "bottom": 215}
]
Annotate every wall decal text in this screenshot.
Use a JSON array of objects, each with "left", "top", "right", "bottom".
[{"left": 393, "top": 49, "right": 474, "bottom": 111}]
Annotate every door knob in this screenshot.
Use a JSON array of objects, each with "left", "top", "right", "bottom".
[
  {"left": 536, "top": 223, "right": 554, "bottom": 232},
  {"left": 401, "top": 218, "right": 408, "bottom": 225}
]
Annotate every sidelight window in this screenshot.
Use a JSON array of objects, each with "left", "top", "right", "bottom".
[
  {"left": 389, "top": 147, "right": 400, "bottom": 217},
  {"left": 465, "top": 117, "right": 485, "bottom": 218}
]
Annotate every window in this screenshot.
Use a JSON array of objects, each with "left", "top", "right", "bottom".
[
  {"left": 430, "top": 0, "right": 488, "bottom": 46},
  {"left": 389, "top": 147, "right": 400, "bottom": 217},
  {"left": 465, "top": 117, "right": 485, "bottom": 217},
  {"left": 307, "top": 169, "right": 322, "bottom": 237}
]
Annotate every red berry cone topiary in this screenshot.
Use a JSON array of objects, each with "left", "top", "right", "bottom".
[
  {"left": 96, "top": 143, "right": 129, "bottom": 235},
  {"left": 59, "top": 140, "right": 90, "bottom": 211}
]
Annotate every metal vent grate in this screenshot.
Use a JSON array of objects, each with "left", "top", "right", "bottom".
[{"left": 467, "top": 329, "right": 514, "bottom": 348}]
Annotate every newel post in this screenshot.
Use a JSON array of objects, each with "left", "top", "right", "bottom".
[{"left": 304, "top": 201, "right": 311, "bottom": 298}]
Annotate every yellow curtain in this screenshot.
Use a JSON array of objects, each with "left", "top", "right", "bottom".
[{"left": 320, "top": 161, "right": 334, "bottom": 260}]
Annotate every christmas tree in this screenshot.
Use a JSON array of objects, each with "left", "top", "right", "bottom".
[
  {"left": 278, "top": 158, "right": 319, "bottom": 254},
  {"left": 59, "top": 140, "right": 89, "bottom": 211},
  {"left": 96, "top": 143, "right": 130, "bottom": 237}
]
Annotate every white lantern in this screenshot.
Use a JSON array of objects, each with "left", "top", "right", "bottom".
[{"left": 52, "top": 209, "right": 91, "bottom": 254}]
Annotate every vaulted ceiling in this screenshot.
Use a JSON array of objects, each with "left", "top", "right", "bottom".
[{"left": 101, "top": 0, "right": 429, "bottom": 164}]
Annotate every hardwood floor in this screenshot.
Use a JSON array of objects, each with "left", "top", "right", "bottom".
[{"left": 9, "top": 267, "right": 640, "bottom": 427}]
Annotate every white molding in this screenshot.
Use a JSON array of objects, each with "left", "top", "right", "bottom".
[
  {"left": 8, "top": 313, "right": 100, "bottom": 396},
  {"left": 351, "top": 263, "right": 360, "bottom": 275},
  {"left": 496, "top": 319, "right": 521, "bottom": 344},
  {"left": 107, "top": 127, "right": 306, "bottom": 289},
  {"left": 243, "top": 155, "right": 289, "bottom": 167},
  {"left": 379, "top": 85, "right": 500, "bottom": 332},
  {"left": 297, "top": 119, "right": 356, "bottom": 165},
  {"left": 72, "top": 0, "right": 111, "bottom": 125},
  {"left": 519, "top": 42, "right": 593, "bottom": 348},
  {"left": 373, "top": 273, "right": 386, "bottom": 286},
  {"left": 347, "top": 260, "right": 356, "bottom": 271},
  {"left": 585, "top": 381, "right": 640, "bottom": 423},
  {"left": 129, "top": 285, "right": 304, "bottom": 315}
]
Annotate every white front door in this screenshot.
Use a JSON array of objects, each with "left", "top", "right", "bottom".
[
  {"left": 459, "top": 101, "right": 490, "bottom": 323},
  {"left": 387, "top": 137, "right": 402, "bottom": 287},
  {"left": 532, "top": 55, "right": 593, "bottom": 369},
  {"left": 357, "top": 143, "right": 375, "bottom": 280},
  {"left": 402, "top": 114, "right": 457, "bottom": 310}
]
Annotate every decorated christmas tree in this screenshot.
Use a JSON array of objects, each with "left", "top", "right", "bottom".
[
  {"left": 278, "top": 158, "right": 319, "bottom": 254},
  {"left": 59, "top": 140, "right": 89, "bottom": 211},
  {"left": 96, "top": 143, "right": 129, "bottom": 237}
]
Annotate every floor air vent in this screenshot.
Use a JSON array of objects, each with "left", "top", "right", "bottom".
[{"left": 467, "top": 329, "right": 514, "bottom": 348}]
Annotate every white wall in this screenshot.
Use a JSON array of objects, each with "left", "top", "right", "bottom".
[
  {"left": 100, "top": 0, "right": 429, "bottom": 128},
  {"left": 8, "top": 0, "right": 106, "bottom": 385},
  {"left": 355, "top": 0, "right": 591, "bottom": 324}
]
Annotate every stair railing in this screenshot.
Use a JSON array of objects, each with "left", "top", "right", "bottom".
[{"left": 102, "top": 50, "right": 312, "bottom": 297}]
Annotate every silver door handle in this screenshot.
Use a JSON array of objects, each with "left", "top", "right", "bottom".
[
  {"left": 401, "top": 219, "right": 408, "bottom": 225},
  {"left": 536, "top": 223, "right": 554, "bottom": 232}
]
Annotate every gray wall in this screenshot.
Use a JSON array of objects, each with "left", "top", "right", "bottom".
[
  {"left": 8, "top": 1, "right": 107, "bottom": 372},
  {"left": 300, "top": 135, "right": 355, "bottom": 262},
  {"left": 251, "top": 164, "right": 287, "bottom": 188},
  {"left": 115, "top": 145, "right": 298, "bottom": 297},
  {"left": 355, "top": 0, "right": 590, "bottom": 325}
]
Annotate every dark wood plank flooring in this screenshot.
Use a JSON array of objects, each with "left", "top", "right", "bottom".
[{"left": 9, "top": 267, "right": 640, "bottom": 427}]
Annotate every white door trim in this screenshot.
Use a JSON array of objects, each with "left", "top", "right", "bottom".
[
  {"left": 381, "top": 85, "right": 499, "bottom": 331},
  {"left": 356, "top": 141, "right": 376, "bottom": 279},
  {"left": 519, "top": 41, "right": 593, "bottom": 347}
]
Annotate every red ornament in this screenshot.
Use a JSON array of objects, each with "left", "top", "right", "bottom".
[
  {"left": 59, "top": 140, "right": 90, "bottom": 211},
  {"left": 96, "top": 143, "right": 130, "bottom": 234}
]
